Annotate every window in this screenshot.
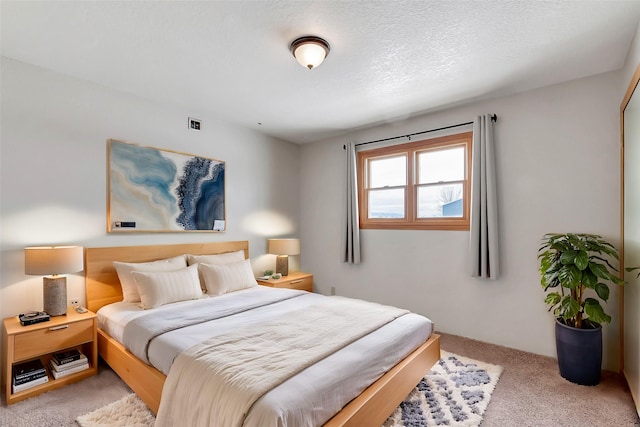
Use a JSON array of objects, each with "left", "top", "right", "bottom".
[{"left": 357, "top": 132, "right": 472, "bottom": 230}]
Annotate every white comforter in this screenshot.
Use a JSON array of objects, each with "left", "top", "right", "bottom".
[
  {"left": 155, "top": 297, "right": 408, "bottom": 427},
  {"left": 97, "top": 287, "right": 433, "bottom": 426}
]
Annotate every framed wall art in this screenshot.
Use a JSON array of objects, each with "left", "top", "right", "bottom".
[{"left": 108, "top": 139, "right": 226, "bottom": 232}]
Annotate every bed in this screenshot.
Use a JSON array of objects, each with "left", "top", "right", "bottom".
[{"left": 85, "top": 241, "right": 440, "bottom": 426}]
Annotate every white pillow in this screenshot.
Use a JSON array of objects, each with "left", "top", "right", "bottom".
[
  {"left": 186, "top": 250, "right": 245, "bottom": 266},
  {"left": 131, "top": 265, "right": 202, "bottom": 309},
  {"left": 114, "top": 255, "right": 187, "bottom": 303},
  {"left": 186, "top": 250, "right": 246, "bottom": 292},
  {"left": 199, "top": 259, "right": 258, "bottom": 296}
]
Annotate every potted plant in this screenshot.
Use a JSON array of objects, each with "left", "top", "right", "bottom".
[{"left": 538, "top": 233, "right": 624, "bottom": 386}]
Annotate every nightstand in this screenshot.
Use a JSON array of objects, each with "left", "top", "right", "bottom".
[
  {"left": 257, "top": 271, "right": 313, "bottom": 292},
  {"left": 2, "top": 307, "right": 98, "bottom": 405}
]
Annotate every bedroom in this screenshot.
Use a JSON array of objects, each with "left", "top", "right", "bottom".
[{"left": 2, "top": 0, "right": 640, "bottom": 425}]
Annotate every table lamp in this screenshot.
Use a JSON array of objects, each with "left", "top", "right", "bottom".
[
  {"left": 25, "top": 246, "right": 84, "bottom": 316},
  {"left": 267, "top": 238, "right": 300, "bottom": 276}
]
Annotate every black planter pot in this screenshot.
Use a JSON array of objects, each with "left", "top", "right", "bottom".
[{"left": 555, "top": 318, "right": 602, "bottom": 386}]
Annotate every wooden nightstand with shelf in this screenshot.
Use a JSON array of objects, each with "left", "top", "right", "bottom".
[
  {"left": 3, "top": 308, "right": 98, "bottom": 405},
  {"left": 256, "top": 271, "right": 313, "bottom": 292}
]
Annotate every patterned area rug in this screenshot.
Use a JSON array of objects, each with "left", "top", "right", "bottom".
[
  {"left": 77, "top": 351, "right": 502, "bottom": 427},
  {"left": 384, "top": 351, "right": 503, "bottom": 426}
]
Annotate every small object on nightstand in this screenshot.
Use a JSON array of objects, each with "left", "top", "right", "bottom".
[
  {"left": 18, "top": 311, "right": 50, "bottom": 326},
  {"left": 271, "top": 273, "right": 282, "bottom": 279},
  {"left": 257, "top": 276, "right": 271, "bottom": 280},
  {"left": 74, "top": 306, "right": 88, "bottom": 313}
]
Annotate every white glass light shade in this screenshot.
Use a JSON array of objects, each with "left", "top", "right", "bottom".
[
  {"left": 267, "top": 239, "right": 300, "bottom": 256},
  {"left": 290, "top": 36, "right": 330, "bottom": 70},
  {"left": 25, "top": 246, "right": 84, "bottom": 275}
]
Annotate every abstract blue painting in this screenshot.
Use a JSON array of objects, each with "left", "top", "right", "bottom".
[{"left": 108, "top": 140, "right": 225, "bottom": 232}]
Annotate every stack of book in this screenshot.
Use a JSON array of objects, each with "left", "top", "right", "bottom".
[
  {"left": 49, "top": 349, "right": 89, "bottom": 379},
  {"left": 13, "top": 359, "right": 48, "bottom": 393}
]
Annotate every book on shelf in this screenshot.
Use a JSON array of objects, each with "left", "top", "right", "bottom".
[
  {"left": 13, "top": 359, "right": 46, "bottom": 381},
  {"left": 49, "top": 361, "right": 89, "bottom": 379},
  {"left": 51, "top": 348, "right": 81, "bottom": 365},
  {"left": 50, "top": 353, "right": 88, "bottom": 371},
  {"left": 12, "top": 374, "right": 49, "bottom": 393},
  {"left": 13, "top": 369, "right": 47, "bottom": 386}
]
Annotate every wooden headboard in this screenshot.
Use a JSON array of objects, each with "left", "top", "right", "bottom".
[{"left": 85, "top": 241, "right": 249, "bottom": 313}]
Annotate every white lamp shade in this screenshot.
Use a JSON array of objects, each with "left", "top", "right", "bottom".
[
  {"left": 25, "top": 246, "right": 84, "bottom": 275},
  {"left": 290, "top": 36, "right": 330, "bottom": 70},
  {"left": 294, "top": 43, "right": 327, "bottom": 69},
  {"left": 268, "top": 239, "right": 300, "bottom": 256}
]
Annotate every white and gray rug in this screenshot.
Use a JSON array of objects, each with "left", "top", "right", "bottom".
[
  {"left": 384, "top": 351, "right": 503, "bottom": 426},
  {"left": 77, "top": 351, "right": 502, "bottom": 427}
]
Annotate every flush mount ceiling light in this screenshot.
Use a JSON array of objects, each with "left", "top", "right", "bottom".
[{"left": 289, "top": 36, "right": 330, "bottom": 70}]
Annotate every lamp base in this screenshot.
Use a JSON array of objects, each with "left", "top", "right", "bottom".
[
  {"left": 43, "top": 276, "right": 67, "bottom": 316},
  {"left": 275, "top": 255, "right": 289, "bottom": 276}
]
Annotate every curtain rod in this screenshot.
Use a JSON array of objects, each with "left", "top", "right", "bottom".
[{"left": 343, "top": 113, "right": 497, "bottom": 149}]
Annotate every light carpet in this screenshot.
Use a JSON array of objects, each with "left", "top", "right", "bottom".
[{"left": 76, "top": 351, "right": 502, "bottom": 427}]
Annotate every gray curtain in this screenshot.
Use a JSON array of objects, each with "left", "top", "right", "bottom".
[
  {"left": 469, "top": 114, "right": 499, "bottom": 278},
  {"left": 342, "top": 142, "right": 361, "bottom": 264}
]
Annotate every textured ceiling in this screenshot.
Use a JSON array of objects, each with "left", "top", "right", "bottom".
[{"left": 2, "top": 1, "right": 640, "bottom": 143}]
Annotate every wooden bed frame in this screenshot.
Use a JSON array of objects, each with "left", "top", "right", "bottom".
[{"left": 85, "top": 241, "right": 441, "bottom": 426}]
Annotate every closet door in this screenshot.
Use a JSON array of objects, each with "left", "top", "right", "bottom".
[{"left": 623, "top": 65, "right": 640, "bottom": 417}]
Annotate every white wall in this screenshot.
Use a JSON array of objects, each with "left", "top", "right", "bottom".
[
  {"left": 0, "top": 58, "right": 302, "bottom": 322},
  {"left": 300, "top": 70, "right": 624, "bottom": 370}
]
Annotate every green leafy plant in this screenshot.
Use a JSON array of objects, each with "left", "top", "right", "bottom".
[
  {"left": 264, "top": 269, "right": 274, "bottom": 276},
  {"left": 538, "top": 233, "right": 624, "bottom": 329}
]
